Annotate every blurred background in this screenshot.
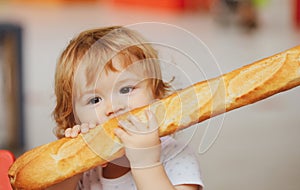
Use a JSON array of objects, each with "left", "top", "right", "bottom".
[{"left": 0, "top": 0, "right": 299, "bottom": 189}]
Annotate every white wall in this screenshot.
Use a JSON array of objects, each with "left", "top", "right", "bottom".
[{"left": 0, "top": 0, "right": 299, "bottom": 189}]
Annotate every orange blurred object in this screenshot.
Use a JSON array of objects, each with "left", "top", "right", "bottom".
[
  {"left": 13, "top": 0, "right": 98, "bottom": 5},
  {"left": 112, "top": 0, "right": 213, "bottom": 11}
]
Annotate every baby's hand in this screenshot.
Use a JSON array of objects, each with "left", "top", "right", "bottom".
[
  {"left": 64, "top": 123, "right": 96, "bottom": 138},
  {"left": 114, "top": 111, "right": 161, "bottom": 168}
]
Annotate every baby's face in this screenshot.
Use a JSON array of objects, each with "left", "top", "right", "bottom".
[{"left": 73, "top": 60, "right": 155, "bottom": 125}]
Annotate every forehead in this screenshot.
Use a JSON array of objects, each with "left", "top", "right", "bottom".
[{"left": 73, "top": 54, "right": 150, "bottom": 96}]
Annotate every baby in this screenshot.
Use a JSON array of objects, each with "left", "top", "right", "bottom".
[{"left": 49, "top": 26, "right": 203, "bottom": 190}]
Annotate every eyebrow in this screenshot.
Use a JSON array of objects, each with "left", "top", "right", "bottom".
[
  {"left": 116, "top": 78, "right": 141, "bottom": 85},
  {"left": 77, "top": 88, "right": 100, "bottom": 101}
]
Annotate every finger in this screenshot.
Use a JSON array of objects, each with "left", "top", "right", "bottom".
[
  {"left": 114, "top": 128, "right": 130, "bottom": 143},
  {"left": 81, "top": 123, "right": 90, "bottom": 133},
  {"left": 127, "top": 115, "right": 147, "bottom": 132},
  {"left": 146, "top": 110, "right": 159, "bottom": 131},
  {"left": 71, "top": 127, "right": 80, "bottom": 138},
  {"left": 127, "top": 115, "right": 142, "bottom": 125},
  {"left": 73, "top": 125, "right": 81, "bottom": 131},
  {"left": 89, "top": 123, "right": 96, "bottom": 129},
  {"left": 73, "top": 125, "right": 81, "bottom": 134},
  {"left": 64, "top": 128, "right": 72, "bottom": 137},
  {"left": 119, "top": 120, "right": 137, "bottom": 133}
]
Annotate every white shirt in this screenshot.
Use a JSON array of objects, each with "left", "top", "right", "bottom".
[{"left": 77, "top": 136, "right": 204, "bottom": 190}]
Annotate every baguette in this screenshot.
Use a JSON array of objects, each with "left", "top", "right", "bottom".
[{"left": 9, "top": 45, "right": 300, "bottom": 189}]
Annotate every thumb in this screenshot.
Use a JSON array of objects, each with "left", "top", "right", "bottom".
[{"left": 114, "top": 128, "right": 129, "bottom": 143}]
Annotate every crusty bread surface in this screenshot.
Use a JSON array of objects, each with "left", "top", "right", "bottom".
[{"left": 8, "top": 46, "right": 300, "bottom": 189}]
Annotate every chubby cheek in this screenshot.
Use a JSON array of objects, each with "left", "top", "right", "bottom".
[
  {"left": 74, "top": 106, "right": 103, "bottom": 125},
  {"left": 128, "top": 92, "right": 155, "bottom": 109}
]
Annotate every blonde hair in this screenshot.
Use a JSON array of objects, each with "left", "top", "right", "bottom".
[{"left": 53, "top": 26, "right": 170, "bottom": 138}]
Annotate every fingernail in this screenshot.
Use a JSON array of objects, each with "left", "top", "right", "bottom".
[
  {"left": 81, "top": 127, "right": 88, "bottom": 133},
  {"left": 71, "top": 133, "right": 76, "bottom": 138},
  {"left": 118, "top": 120, "right": 125, "bottom": 125},
  {"left": 89, "top": 123, "right": 96, "bottom": 128},
  {"left": 64, "top": 128, "right": 71, "bottom": 137},
  {"left": 74, "top": 125, "right": 81, "bottom": 131}
]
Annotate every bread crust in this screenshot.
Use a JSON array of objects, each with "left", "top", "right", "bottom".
[{"left": 8, "top": 46, "right": 300, "bottom": 189}]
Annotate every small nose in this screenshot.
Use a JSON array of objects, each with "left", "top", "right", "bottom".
[{"left": 105, "top": 100, "right": 126, "bottom": 118}]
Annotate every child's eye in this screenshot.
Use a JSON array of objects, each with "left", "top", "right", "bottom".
[
  {"left": 88, "top": 97, "right": 102, "bottom": 104},
  {"left": 120, "top": 86, "right": 134, "bottom": 94}
]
